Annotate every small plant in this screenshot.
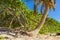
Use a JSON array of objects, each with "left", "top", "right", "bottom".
[{"left": 0, "top": 36, "right": 6, "bottom": 40}]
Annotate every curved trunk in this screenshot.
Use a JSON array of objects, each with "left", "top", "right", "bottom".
[
  {"left": 31, "top": 6, "right": 49, "bottom": 35},
  {"left": 9, "top": 16, "right": 15, "bottom": 29},
  {"left": 8, "top": 16, "right": 15, "bottom": 34}
]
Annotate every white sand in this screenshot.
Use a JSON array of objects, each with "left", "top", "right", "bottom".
[{"left": 0, "top": 34, "right": 60, "bottom": 40}]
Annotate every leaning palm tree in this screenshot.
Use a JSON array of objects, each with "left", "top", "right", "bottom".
[{"left": 28, "top": 0, "right": 56, "bottom": 36}]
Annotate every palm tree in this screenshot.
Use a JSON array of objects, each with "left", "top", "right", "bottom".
[
  {"left": 0, "top": 0, "right": 25, "bottom": 35},
  {"left": 28, "top": 0, "right": 56, "bottom": 36}
]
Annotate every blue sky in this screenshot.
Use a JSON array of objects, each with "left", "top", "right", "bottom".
[{"left": 22, "top": 0, "right": 60, "bottom": 22}]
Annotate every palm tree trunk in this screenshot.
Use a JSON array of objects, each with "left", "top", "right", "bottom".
[
  {"left": 31, "top": 6, "right": 49, "bottom": 35},
  {"left": 34, "top": 0, "right": 37, "bottom": 16},
  {"left": 9, "top": 16, "right": 15, "bottom": 29},
  {"left": 8, "top": 16, "right": 15, "bottom": 34}
]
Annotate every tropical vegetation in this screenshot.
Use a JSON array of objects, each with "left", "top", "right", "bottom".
[{"left": 0, "top": 0, "right": 60, "bottom": 37}]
